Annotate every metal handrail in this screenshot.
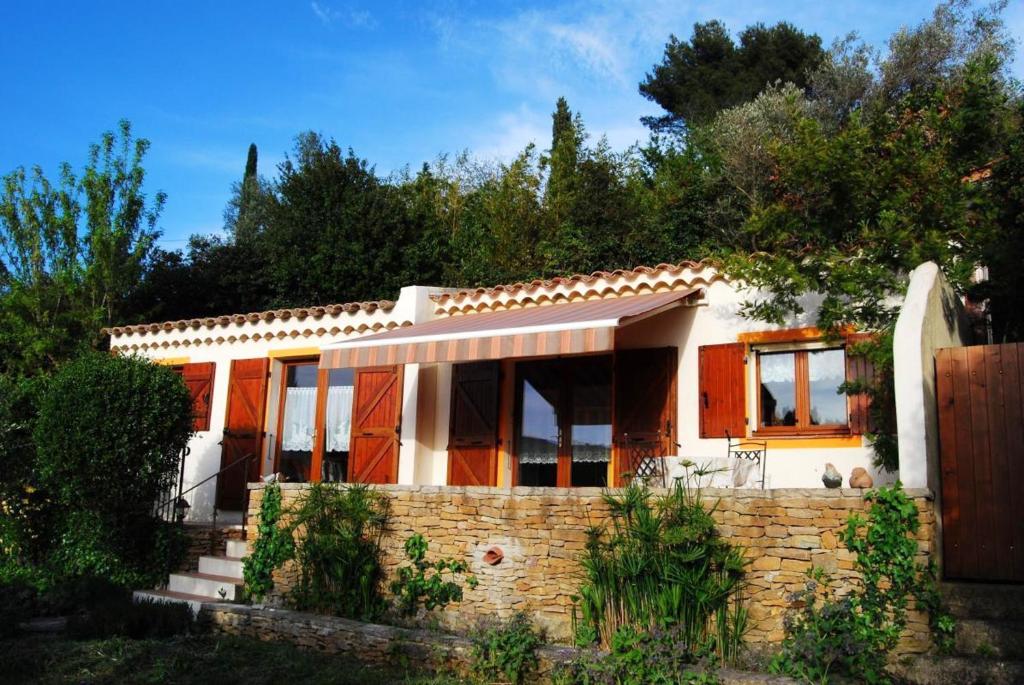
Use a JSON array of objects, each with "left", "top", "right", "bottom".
[{"left": 155, "top": 451, "right": 256, "bottom": 528}]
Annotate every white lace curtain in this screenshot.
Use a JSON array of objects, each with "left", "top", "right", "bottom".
[
  {"left": 325, "top": 385, "right": 353, "bottom": 453},
  {"left": 280, "top": 385, "right": 354, "bottom": 453},
  {"left": 760, "top": 350, "right": 845, "bottom": 384}
]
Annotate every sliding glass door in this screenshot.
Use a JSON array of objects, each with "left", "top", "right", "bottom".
[
  {"left": 514, "top": 356, "right": 612, "bottom": 487},
  {"left": 276, "top": 360, "right": 355, "bottom": 483}
]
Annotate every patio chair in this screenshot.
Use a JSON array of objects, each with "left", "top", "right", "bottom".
[
  {"left": 726, "top": 433, "right": 767, "bottom": 489},
  {"left": 618, "top": 431, "right": 667, "bottom": 488}
]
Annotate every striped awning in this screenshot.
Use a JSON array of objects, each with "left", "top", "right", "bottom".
[{"left": 319, "top": 288, "right": 701, "bottom": 369}]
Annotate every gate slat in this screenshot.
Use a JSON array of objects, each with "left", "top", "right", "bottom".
[
  {"left": 936, "top": 349, "right": 962, "bottom": 578},
  {"left": 967, "top": 345, "right": 997, "bottom": 578},
  {"left": 984, "top": 345, "right": 1012, "bottom": 577},
  {"left": 1006, "top": 344, "right": 1024, "bottom": 580},
  {"left": 952, "top": 347, "right": 979, "bottom": 578}
]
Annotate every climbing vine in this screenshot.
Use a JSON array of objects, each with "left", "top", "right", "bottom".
[
  {"left": 389, "top": 533, "right": 477, "bottom": 616},
  {"left": 242, "top": 482, "right": 293, "bottom": 602}
]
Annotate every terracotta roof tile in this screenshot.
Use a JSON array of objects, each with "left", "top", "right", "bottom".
[
  {"left": 429, "top": 261, "right": 718, "bottom": 304},
  {"left": 104, "top": 300, "right": 396, "bottom": 337}
]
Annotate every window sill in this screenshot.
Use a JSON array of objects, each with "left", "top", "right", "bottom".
[{"left": 752, "top": 428, "right": 851, "bottom": 439}]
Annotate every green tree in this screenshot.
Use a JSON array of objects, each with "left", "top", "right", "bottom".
[
  {"left": 640, "top": 20, "right": 824, "bottom": 131},
  {"left": 224, "top": 143, "right": 276, "bottom": 244},
  {"left": 0, "top": 120, "right": 163, "bottom": 375}
]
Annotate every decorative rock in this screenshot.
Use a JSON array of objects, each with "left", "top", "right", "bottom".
[
  {"left": 822, "top": 463, "right": 842, "bottom": 489},
  {"left": 849, "top": 467, "right": 873, "bottom": 489}
]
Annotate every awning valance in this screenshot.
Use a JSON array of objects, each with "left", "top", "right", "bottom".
[{"left": 319, "top": 288, "right": 701, "bottom": 369}]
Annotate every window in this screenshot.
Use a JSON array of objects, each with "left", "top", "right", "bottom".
[
  {"left": 757, "top": 347, "right": 847, "bottom": 433},
  {"left": 275, "top": 360, "right": 355, "bottom": 483},
  {"left": 515, "top": 356, "right": 612, "bottom": 488}
]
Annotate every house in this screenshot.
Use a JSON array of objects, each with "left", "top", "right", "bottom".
[{"left": 107, "top": 262, "right": 890, "bottom": 523}]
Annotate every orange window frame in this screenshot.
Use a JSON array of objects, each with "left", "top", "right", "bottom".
[
  {"left": 273, "top": 358, "right": 332, "bottom": 482},
  {"left": 754, "top": 347, "right": 850, "bottom": 436}
]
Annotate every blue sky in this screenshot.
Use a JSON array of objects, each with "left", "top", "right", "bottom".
[{"left": 2, "top": 1, "right": 1021, "bottom": 248}]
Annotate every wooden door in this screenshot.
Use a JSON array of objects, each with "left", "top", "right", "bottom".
[
  {"left": 614, "top": 348, "right": 678, "bottom": 484},
  {"left": 348, "top": 365, "right": 403, "bottom": 484},
  {"left": 448, "top": 362, "right": 501, "bottom": 486},
  {"left": 936, "top": 343, "right": 1024, "bottom": 582},
  {"left": 218, "top": 358, "right": 269, "bottom": 511}
]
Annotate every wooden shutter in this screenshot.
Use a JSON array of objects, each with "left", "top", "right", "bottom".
[
  {"left": 447, "top": 362, "right": 501, "bottom": 486},
  {"left": 348, "top": 365, "right": 403, "bottom": 484},
  {"left": 181, "top": 362, "right": 215, "bottom": 431},
  {"left": 698, "top": 343, "right": 747, "bottom": 438},
  {"left": 218, "top": 358, "right": 269, "bottom": 511},
  {"left": 845, "top": 333, "right": 876, "bottom": 435},
  {"left": 614, "top": 348, "right": 678, "bottom": 483}
]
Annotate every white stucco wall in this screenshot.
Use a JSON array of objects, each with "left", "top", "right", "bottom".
[
  {"left": 893, "top": 262, "right": 971, "bottom": 490},
  {"left": 616, "top": 280, "right": 888, "bottom": 489},
  {"left": 109, "top": 286, "right": 440, "bottom": 522}
]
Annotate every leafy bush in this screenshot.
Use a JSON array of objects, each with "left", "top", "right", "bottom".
[
  {"left": 30, "top": 353, "right": 193, "bottom": 586},
  {"left": 390, "top": 533, "right": 477, "bottom": 616},
  {"left": 287, "top": 483, "right": 391, "bottom": 619},
  {"left": 0, "top": 578, "right": 37, "bottom": 637},
  {"left": 555, "top": 625, "right": 719, "bottom": 685},
  {"left": 770, "top": 483, "right": 953, "bottom": 683},
  {"left": 243, "top": 481, "right": 294, "bottom": 601},
  {"left": 470, "top": 612, "right": 542, "bottom": 685},
  {"left": 67, "top": 595, "right": 194, "bottom": 639},
  {"left": 573, "top": 464, "right": 747, "bottom": 664}
]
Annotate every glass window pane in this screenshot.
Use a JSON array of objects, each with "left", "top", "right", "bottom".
[
  {"left": 322, "top": 368, "right": 354, "bottom": 482},
  {"left": 570, "top": 357, "right": 611, "bottom": 487},
  {"left": 517, "top": 362, "right": 560, "bottom": 486},
  {"left": 760, "top": 352, "right": 797, "bottom": 427},
  {"left": 280, "top": 364, "right": 318, "bottom": 482},
  {"left": 808, "top": 349, "right": 847, "bottom": 425}
]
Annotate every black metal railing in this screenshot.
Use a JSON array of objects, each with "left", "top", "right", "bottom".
[
  {"left": 155, "top": 446, "right": 190, "bottom": 523},
  {"left": 154, "top": 450, "right": 257, "bottom": 532}
]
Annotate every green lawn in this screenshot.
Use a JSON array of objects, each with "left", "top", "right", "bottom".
[{"left": 1, "top": 634, "right": 466, "bottom": 685}]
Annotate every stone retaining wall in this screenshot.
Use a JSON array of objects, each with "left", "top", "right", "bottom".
[
  {"left": 178, "top": 523, "right": 245, "bottom": 573},
  {"left": 246, "top": 483, "right": 936, "bottom": 653}
]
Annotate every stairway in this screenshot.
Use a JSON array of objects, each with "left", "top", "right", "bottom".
[
  {"left": 134, "top": 538, "right": 249, "bottom": 614},
  {"left": 897, "top": 582, "right": 1024, "bottom": 685}
]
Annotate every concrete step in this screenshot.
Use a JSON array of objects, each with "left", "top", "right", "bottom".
[
  {"left": 896, "top": 655, "right": 1024, "bottom": 685},
  {"left": 198, "top": 555, "right": 244, "bottom": 579},
  {"left": 942, "top": 583, "right": 1024, "bottom": 621},
  {"left": 133, "top": 589, "right": 207, "bottom": 616},
  {"left": 167, "top": 572, "right": 243, "bottom": 601},
  {"left": 226, "top": 539, "right": 250, "bottom": 558},
  {"left": 955, "top": 619, "right": 1024, "bottom": 660}
]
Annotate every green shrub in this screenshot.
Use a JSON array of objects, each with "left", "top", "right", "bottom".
[
  {"left": 573, "top": 464, "right": 747, "bottom": 664},
  {"left": 390, "top": 533, "right": 477, "bottom": 616},
  {"left": 32, "top": 353, "right": 193, "bottom": 586},
  {"left": 770, "top": 483, "right": 953, "bottom": 684},
  {"left": 287, "top": 483, "right": 391, "bottom": 620},
  {"left": 67, "top": 594, "right": 194, "bottom": 639},
  {"left": 0, "top": 578, "right": 37, "bottom": 637},
  {"left": 243, "top": 481, "right": 294, "bottom": 601},
  {"left": 0, "top": 374, "right": 55, "bottom": 574},
  {"left": 470, "top": 612, "right": 542, "bottom": 685},
  {"left": 555, "top": 625, "right": 719, "bottom": 685}
]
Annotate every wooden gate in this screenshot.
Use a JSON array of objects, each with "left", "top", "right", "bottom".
[{"left": 936, "top": 343, "right": 1024, "bottom": 582}]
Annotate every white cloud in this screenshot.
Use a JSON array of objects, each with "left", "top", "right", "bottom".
[
  {"left": 310, "top": 2, "right": 376, "bottom": 30},
  {"left": 470, "top": 104, "right": 549, "bottom": 162}
]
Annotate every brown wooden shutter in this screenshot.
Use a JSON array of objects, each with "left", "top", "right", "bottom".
[
  {"left": 348, "top": 365, "right": 403, "bottom": 484},
  {"left": 219, "top": 358, "right": 269, "bottom": 511},
  {"left": 181, "top": 362, "right": 215, "bottom": 431},
  {"left": 447, "top": 361, "right": 501, "bottom": 486},
  {"left": 698, "top": 343, "right": 746, "bottom": 438},
  {"left": 614, "top": 348, "right": 678, "bottom": 483},
  {"left": 845, "top": 333, "right": 876, "bottom": 435}
]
